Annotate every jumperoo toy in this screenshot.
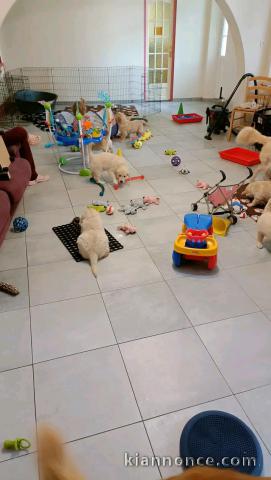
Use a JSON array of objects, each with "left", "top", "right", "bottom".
[
  {"left": 172, "top": 213, "right": 218, "bottom": 270},
  {"left": 42, "top": 92, "right": 112, "bottom": 175}
]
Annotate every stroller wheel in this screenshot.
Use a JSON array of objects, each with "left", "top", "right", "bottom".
[
  {"left": 191, "top": 203, "right": 198, "bottom": 211},
  {"left": 228, "top": 214, "right": 238, "bottom": 225}
]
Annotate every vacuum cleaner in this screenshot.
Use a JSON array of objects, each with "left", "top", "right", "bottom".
[{"left": 205, "top": 73, "right": 255, "bottom": 140}]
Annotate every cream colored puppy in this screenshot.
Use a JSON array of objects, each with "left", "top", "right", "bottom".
[
  {"left": 88, "top": 145, "right": 129, "bottom": 185},
  {"left": 257, "top": 198, "right": 271, "bottom": 249},
  {"left": 77, "top": 208, "right": 109, "bottom": 277},
  {"left": 115, "top": 112, "right": 147, "bottom": 141},
  {"left": 237, "top": 126, "right": 271, "bottom": 182},
  {"left": 243, "top": 180, "right": 271, "bottom": 207}
]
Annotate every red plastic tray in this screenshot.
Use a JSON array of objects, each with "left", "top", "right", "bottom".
[
  {"left": 219, "top": 147, "right": 260, "bottom": 166},
  {"left": 172, "top": 113, "right": 203, "bottom": 124}
]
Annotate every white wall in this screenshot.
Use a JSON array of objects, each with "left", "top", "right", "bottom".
[
  {"left": 174, "top": 0, "right": 211, "bottom": 98},
  {"left": 0, "top": 0, "right": 144, "bottom": 69}
]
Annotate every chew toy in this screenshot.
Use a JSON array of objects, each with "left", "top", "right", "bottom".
[
  {"left": 113, "top": 175, "right": 144, "bottom": 190},
  {"left": 3, "top": 438, "right": 31, "bottom": 451}
]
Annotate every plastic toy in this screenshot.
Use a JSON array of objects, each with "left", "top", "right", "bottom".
[
  {"left": 133, "top": 140, "right": 143, "bottom": 149},
  {"left": 71, "top": 145, "right": 80, "bottom": 152},
  {"left": 89, "top": 177, "right": 105, "bottom": 196},
  {"left": 212, "top": 216, "right": 231, "bottom": 236},
  {"left": 13, "top": 217, "right": 28, "bottom": 232},
  {"left": 118, "top": 224, "right": 137, "bottom": 235},
  {"left": 180, "top": 410, "right": 263, "bottom": 475},
  {"left": 3, "top": 438, "right": 31, "bottom": 451},
  {"left": 172, "top": 213, "right": 218, "bottom": 270},
  {"left": 179, "top": 168, "right": 190, "bottom": 175},
  {"left": 89, "top": 205, "right": 106, "bottom": 212},
  {"left": 177, "top": 102, "right": 184, "bottom": 114},
  {"left": 140, "top": 130, "right": 152, "bottom": 141},
  {"left": 143, "top": 195, "right": 160, "bottom": 205},
  {"left": 171, "top": 155, "right": 181, "bottom": 167},
  {"left": 106, "top": 205, "right": 114, "bottom": 215},
  {"left": 79, "top": 168, "right": 91, "bottom": 176},
  {"left": 196, "top": 180, "right": 210, "bottom": 190},
  {"left": 219, "top": 147, "right": 260, "bottom": 166},
  {"left": 165, "top": 149, "right": 176, "bottom": 155},
  {"left": 113, "top": 175, "right": 144, "bottom": 190},
  {"left": 172, "top": 113, "right": 203, "bottom": 124}
]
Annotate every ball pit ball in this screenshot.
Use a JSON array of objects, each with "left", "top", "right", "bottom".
[
  {"left": 171, "top": 155, "right": 181, "bottom": 167},
  {"left": 13, "top": 217, "right": 28, "bottom": 232}
]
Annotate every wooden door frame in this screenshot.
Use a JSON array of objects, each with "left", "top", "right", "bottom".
[{"left": 144, "top": 0, "right": 177, "bottom": 101}]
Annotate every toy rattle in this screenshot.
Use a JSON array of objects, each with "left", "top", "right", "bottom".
[{"left": 3, "top": 438, "right": 31, "bottom": 451}]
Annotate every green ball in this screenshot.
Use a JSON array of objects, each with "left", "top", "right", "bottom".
[
  {"left": 79, "top": 168, "right": 91, "bottom": 177},
  {"left": 76, "top": 112, "right": 83, "bottom": 121}
]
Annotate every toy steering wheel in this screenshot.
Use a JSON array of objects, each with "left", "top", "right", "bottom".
[{"left": 186, "top": 229, "right": 208, "bottom": 242}]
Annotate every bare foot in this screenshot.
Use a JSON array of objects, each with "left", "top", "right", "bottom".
[
  {"left": 28, "top": 175, "right": 49, "bottom": 186},
  {"left": 28, "top": 134, "right": 41, "bottom": 146}
]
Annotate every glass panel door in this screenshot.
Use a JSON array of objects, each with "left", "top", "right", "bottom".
[{"left": 145, "top": 0, "right": 176, "bottom": 100}]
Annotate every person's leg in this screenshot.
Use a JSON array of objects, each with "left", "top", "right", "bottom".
[
  {"left": 2, "top": 127, "right": 49, "bottom": 184},
  {"left": 2, "top": 127, "right": 38, "bottom": 181}
]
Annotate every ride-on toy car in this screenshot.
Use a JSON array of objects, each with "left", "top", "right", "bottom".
[{"left": 172, "top": 213, "right": 218, "bottom": 270}]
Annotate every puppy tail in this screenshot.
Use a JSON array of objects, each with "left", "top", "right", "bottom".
[
  {"left": 237, "top": 126, "right": 269, "bottom": 146},
  {"left": 89, "top": 251, "right": 98, "bottom": 277},
  {"left": 38, "top": 424, "right": 85, "bottom": 480}
]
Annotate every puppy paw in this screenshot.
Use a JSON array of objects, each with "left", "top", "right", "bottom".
[{"left": 257, "top": 242, "right": 263, "bottom": 249}]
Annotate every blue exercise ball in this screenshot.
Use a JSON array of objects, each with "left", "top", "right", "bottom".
[{"left": 13, "top": 217, "right": 28, "bottom": 232}]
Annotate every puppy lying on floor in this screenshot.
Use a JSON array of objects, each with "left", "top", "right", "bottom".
[
  {"left": 77, "top": 208, "right": 109, "bottom": 277},
  {"left": 236, "top": 126, "right": 271, "bottom": 182},
  {"left": 115, "top": 112, "right": 147, "bottom": 141},
  {"left": 242, "top": 180, "right": 271, "bottom": 207},
  {"left": 38, "top": 424, "right": 268, "bottom": 480},
  {"left": 88, "top": 144, "right": 129, "bottom": 185},
  {"left": 257, "top": 198, "right": 271, "bottom": 249}
]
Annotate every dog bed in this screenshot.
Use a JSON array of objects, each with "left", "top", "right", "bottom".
[
  {"left": 179, "top": 410, "right": 263, "bottom": 475},
  {"left": 53, "top": 219, "right": 123, "bottom": 262},
  {"left": 15, "top": 89, "right": 58, "bottom": 115}
]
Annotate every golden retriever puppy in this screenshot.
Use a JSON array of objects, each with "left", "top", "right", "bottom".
[
  {"left": 115, "top": 112, "right": 147, "bottom": 141},
  {"left": 77, "top": 208, "right": 109, "bottom": 277},
  {"left": 72, "top": 97, "right": 87, "bottom": 116},
  {"left": 38, "top": 424, "right": 269, "bottom": 480},
  {"left": 38, "top": 424, "right": 85, "bottom": 480},
  {"left": 243, "top": 180, "right": 271, "bottom": 207},
  {"left": 256, "top": 198, "right": 271, "bottom": 248},
  {"left": 237, "top": 126, "right": 271, "bottom": 182},
  {"left": 88, "top": 145, "right": 129, "bottom": 185}
]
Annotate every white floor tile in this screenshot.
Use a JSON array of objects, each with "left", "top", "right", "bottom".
[
  {"left": 34, "top": 347, "right": 140, "bottom": 441},
  {"left": 120, "top": 329, "right": 230, "bottom": 418},
  {"left": 103, "top": 282, "right": 190, "bottom": 342},
  {"left": 0, "top": 309, "right": 31, "bottom": 371},
  {"left": 197, "top": 312, "right": 271, "bottom": 392},
  {"left": 29, "top": 259, "right": 99, "bottom": 306},
  {"left": 0, "top": 367, "right": 35, "bottom": 461},
  {"left": 31, "top": 295, "right": 115, "bottom": 362}
]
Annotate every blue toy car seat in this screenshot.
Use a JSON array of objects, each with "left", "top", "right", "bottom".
[{"left": 184, "top": 213, "right": 212, "bottom": 231}]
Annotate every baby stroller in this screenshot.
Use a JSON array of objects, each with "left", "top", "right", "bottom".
[{"left": 191, "top": 168, "right": 253, "bottom": 224}]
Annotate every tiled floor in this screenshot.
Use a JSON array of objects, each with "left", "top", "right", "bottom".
[{"left": 1, "top": 101, "right": 271, "bottom": 479}]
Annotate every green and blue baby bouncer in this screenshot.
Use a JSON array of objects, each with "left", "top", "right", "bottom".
[{"left": 42, "top": 91, "right": 112, "bottom": 175}]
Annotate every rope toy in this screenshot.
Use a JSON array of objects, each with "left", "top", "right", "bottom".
[
  {"left": 3, "top": 438, "right": 31, "bottom": 451},
  {"left": 89, "top": 177, "right": 105, "bottom": 196},
  {"left": 113, "top": 175, "right": 144, "bottom": 190}
]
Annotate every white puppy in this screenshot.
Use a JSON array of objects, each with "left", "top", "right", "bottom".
[
  {"left": 236, "top": 126, "right": 271, "bottom": 182},
  {"left": 88, "top": 145, "right": 129, "bottom": 185},
  {"left": 257, "top": 198, "right": 271, "bottom": 249},
  {"left": 77, "top": 208, "right": 109, "bottom": 277}
]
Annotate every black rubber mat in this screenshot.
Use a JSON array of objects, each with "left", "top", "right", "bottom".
[{"left": 52, "top": 220, "right": 123, "bottom": 262}]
